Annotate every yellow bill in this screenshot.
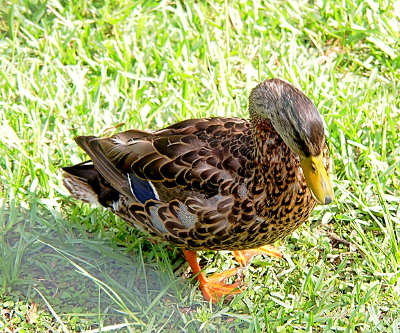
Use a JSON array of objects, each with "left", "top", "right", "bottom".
[{"left": 300, "top": 154, "right": 334, "bottom": 205}]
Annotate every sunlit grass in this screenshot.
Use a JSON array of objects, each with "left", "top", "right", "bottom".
[{"left": 0, "top": 0, "right": 399, "bottom": 332}]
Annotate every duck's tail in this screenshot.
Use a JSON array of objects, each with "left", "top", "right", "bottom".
[{"left": 62, "top": 161, "right": 121, "bottom": 208}]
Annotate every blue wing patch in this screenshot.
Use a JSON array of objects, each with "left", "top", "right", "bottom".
[{"left": 127, "top": 173, "right": 159, "bottom": 203}]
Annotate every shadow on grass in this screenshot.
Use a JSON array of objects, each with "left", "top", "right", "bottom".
[{"left": 0, "top": 200, "right": 194, "bottom": 331}]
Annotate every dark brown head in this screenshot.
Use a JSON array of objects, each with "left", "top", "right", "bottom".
[{"left": 249, "top": 78, "right": 333, "bottom": 205}]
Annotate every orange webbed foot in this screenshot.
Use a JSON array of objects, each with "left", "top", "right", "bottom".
[
  {"left": 183, "top": 250, "right": 244, "bottom": 303},
  {"left": 232, "top": 244, "right": 282, "bottom": 267},
  {"left": 200, "top": 267, "right": 244, "bottom": 302},
  {"left": 183, "top": 245, "right": 282, "bottom": 303}
]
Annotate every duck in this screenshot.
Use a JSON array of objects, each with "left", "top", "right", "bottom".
[{"left": 62, "top": 78, "right": 334, "bottom": 302}]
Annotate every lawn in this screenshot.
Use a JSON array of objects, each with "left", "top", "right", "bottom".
[{"left": 0, "top": 0, "right": 399, "bottom": 332}]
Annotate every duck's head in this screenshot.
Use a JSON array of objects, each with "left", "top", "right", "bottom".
[{"left": 249, "top": 78, "right": 334, "bottom": 205}]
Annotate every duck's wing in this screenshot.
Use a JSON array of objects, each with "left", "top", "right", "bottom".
[{"left": 88, "top": 118, "right": 251, "bottom": 200}]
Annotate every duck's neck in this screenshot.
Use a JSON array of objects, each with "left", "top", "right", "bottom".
[
  {"left": 250, "top": 118, "right": 289, "bottom": 164},
  {"left": 249, "top": 117, "right": 311, "bottom": 216}
]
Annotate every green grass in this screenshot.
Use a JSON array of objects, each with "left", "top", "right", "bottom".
[{"left": 0, "top": 0, "right": 399, "bottom": 332}]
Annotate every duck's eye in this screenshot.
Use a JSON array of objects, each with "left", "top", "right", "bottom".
[{"left": 311, "top": 163, "right": 317, "bottom": 173}]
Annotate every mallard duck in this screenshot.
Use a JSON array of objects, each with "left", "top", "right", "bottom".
[{"left": 63, "top": 78, "right": 334, "bottom": 302}]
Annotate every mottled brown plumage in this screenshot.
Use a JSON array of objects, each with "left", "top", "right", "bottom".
[{"left": 63, "top": 78, "right": 334, "bottom": 302}]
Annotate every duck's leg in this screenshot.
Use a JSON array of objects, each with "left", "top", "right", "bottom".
[
  {"left": 232, "top": 244, "right": 282, "bottom": 267},
  {"left": 183, "top": 250, "right": 243, "bottom": 303}
]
